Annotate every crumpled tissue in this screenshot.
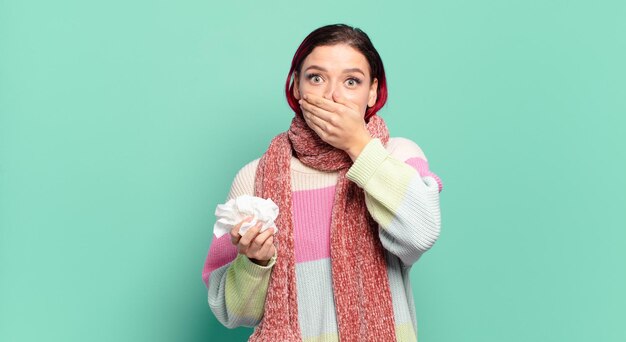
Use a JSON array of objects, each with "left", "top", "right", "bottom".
[{"left": 213, "top": 194, "right": 279, "bottom": 238}]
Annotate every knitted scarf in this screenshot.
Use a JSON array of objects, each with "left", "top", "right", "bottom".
[{"left": 249, "top": 111, "right": 396, "bottom": 341}]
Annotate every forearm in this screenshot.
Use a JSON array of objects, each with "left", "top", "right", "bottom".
[
  {"left": 346, "top": 138, "right": 442, "bottom": 266},
  {"left": 208, "top": 253, "right": 276, "bottom": 328}
]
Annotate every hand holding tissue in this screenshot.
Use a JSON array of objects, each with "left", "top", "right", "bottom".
[{"left": 213, "top": 195, "right": 279, "bottom": 238}]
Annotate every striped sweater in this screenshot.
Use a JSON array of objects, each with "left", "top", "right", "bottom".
[{"left": 202, "top": 137, "right": 443, "bottom": 341}]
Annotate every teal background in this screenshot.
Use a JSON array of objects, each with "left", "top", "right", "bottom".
[{"left": 1, "top": 0, "right": 625, "bottom": 341}]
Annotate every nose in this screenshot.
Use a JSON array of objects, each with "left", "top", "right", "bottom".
[
  {"left": 323, "top": 83, "right": 343, "bottom": 100},
  {"left": 322, "top": 85, "right": 334, "bottom": 100}
]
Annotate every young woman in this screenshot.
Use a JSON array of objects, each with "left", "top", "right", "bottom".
[{"left": 202, "top": 23, "right": 443, "bottom": 341}]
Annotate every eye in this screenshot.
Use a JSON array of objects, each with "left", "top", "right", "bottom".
[
  {"left": 305, "top": 73, "right": 324, "bottom": 84},
  {"left": 345, "top": 77, "right": 362, "bottom": 88}
]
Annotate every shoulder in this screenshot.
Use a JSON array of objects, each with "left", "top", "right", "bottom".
[
  {"left": 227, "top": 158, "right": 261, "bottom": 200},
  {"left": 236, "top": 158, "right": 261, "bottom": 180},
  {"left": 385, "top": 137, "right": 428, "bottom": 163}
]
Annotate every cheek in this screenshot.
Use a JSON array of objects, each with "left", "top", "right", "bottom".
[{"left": 344, "top": 91, "right": 371, "bottom": 114}]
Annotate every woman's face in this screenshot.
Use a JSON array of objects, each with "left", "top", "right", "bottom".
[{"left": 293, "top": 44, "right": 378, "bottom": 117}]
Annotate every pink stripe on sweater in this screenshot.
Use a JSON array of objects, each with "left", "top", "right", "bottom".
[
  {"left": 202, "top": 185, "right": 335, "bottom": 286},
  {"left": 292, "top": 185, "right": 335, "bottom": 263},
  {"left": 404, "top": 157, "right": 444, "bottom": 192},
  {"left": 202, "top": 234, "right": 237, "bottom": 287}
]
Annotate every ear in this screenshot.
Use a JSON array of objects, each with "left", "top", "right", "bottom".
[
  {"left": 293, "top": 72, "right": 301, "bottom": 100},
  {"left": 367, "top": 78, "right": 378, "bottom": 107}
]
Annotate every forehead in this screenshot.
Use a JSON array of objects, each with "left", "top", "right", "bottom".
[{"left": 302, "top": 44, "right": 370, "bottom": 74}]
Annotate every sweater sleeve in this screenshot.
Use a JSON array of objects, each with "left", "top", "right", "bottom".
[
  {"left": 201, "top": 158, "right": 277, "bottom": 328},
  {"left": 346, "top": 137, "right": 443, "bottom": 267}
]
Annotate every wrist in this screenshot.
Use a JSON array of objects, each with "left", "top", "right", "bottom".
[{"left": 347, "top": 134, "right": 373, "bottom": 161}]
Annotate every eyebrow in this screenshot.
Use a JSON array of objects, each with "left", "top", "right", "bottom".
[{"left": 304, "top": 65, "right": 366, "bottom": 76}]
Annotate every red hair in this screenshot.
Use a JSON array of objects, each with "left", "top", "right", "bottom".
[{"left": 285, "top": 24, "right": 388, "bottom": 122}]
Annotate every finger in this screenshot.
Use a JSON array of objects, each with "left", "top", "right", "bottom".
[
  {"left": 300, "top": 99, "right": 336, "bottom": 124},
  {"left": 264, "top": 238, "right": 276, "bottom": 259},
  {"left": 238, "top": 222, "right": 263, "bottom": 249},
  {"left": 231, "top": 234, "right": 240, "bottom": 245},
  {"left": 256, "top": 241, "right": 273, "bottom": 261},
  {"left": 247, "top": 227, "right": 273, "bottom": 260},
  {"left": 230, "top": 216, "right": 253, "bottom": 244},
  {"left": 252, "top": 227, "right": 274, "bottom": 248},
  {"left": 231, "top": 216, "right": 254, "bottom": 235},
  {"left": 302, "top": 111, "right": 328, "bottom": 139},
  {"left": 331, "top": 93, "right": 360, "bottom": 111},
  {"left": 253, "top": 236, "right": 275, "bottom": 260},
  {"left": 303, "top": 108, "right": 332, "bottom": 133},
  {"left": 303, "top": 93, "right": 343, "bottom": 113}
]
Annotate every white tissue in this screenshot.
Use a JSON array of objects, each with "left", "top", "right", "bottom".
[{"left": 213, "top": 194, "right": 279, "bottom": 238}]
